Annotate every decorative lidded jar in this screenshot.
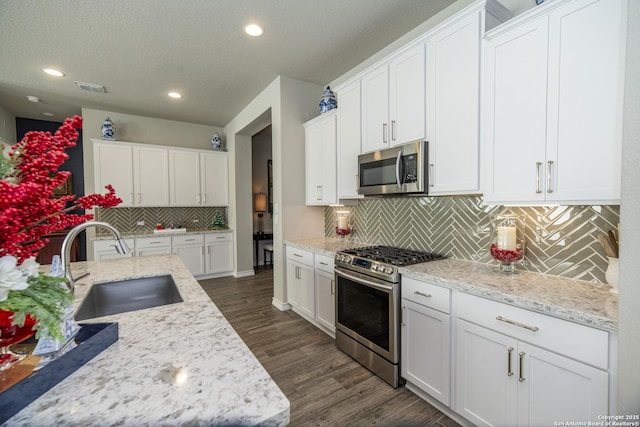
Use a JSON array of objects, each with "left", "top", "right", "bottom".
[
  {"left": 489, "top": 213, "right": 525, "bottom": 273},
  {"left": 319, "top": 86, "right": 337, "bottom": 114},
  {"left": 101, "top": 117, "right": 115, "bottom": 140},
  {"left": 211, "top": 133, "right": 222, "bottom": 151}
]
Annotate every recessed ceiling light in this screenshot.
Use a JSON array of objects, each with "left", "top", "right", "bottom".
[
  {"left": 42, "top": 112, "right": 55, "bottom": 117},
  {"left": 244, "top": 24, "right": 263, "bottom": 37},
  {"left": 26, "top": 96, "right": 40, "bottom": 103},
  {"left": 168, "top": 92, "right": 183, "bottom": 99},
  {"left": 43, "top": 68, "right": 65, "bottom": 77}
]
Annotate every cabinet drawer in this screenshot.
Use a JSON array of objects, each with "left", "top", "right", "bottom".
[
  {"left": 315, "top": 254, "right": 335, "bottom": 273},
  {"left": 135, "top": 236, "right": 171, "bottom": 249},
  {"left": 205, "top": 232, "right": 232, "bottom": 243},
  {"left": 173, "top": 234, "right": 204, "bottom": 246},
  {"left": 402, "top": 277, "right": 451, "bottom": 314},
  {"left": 94, "top": 238, "right": 135, "bottom": 252},
  {"left": 286, "top": 246, "right": 314, "bottom": 266},
  {"left": 456, "top": 292, "right": 609, "bottom": 369}
]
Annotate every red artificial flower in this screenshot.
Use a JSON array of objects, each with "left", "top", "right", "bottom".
[{"left": 0, "top": 116, "right": 122, "bottom": 264}]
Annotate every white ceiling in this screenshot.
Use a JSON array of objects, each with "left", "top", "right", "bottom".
[{"left": 0, "top": 0, "right": 466, "bottom": 127}]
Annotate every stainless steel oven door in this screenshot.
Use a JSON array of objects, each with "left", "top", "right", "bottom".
[{"left": 334, "top": 267, "right": 399, "bottom": 364}]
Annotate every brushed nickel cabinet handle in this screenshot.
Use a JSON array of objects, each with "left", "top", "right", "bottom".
[
  {"left": 496, "top": 315, "right": 539, "bottom": 332},
  {"left": 507, "top": 347, "right": 514, "bottom": 377},
  {"left": 547, "top": 160, "right": 554, "bottom": 193},
  {"left": 391, "top": 120, "right": 396, "bottom": 141},
  {"left": 414, "top": 290, "right": 432, "bottom": 298},
  {"left": 401, "top": 306, "right": 406, "bottom": 326},
  {"left": 519, "top": 351, "right": 526, "bottom": 382},
  {"left": 535, "top": 162, "right": 542, "bottom": 193},
  {"left": 383, "top": 123, "right": 388, "bottom": 144},
  {"left": 429, "top": 163, "right": 435, "bottom": 187},
  {"left": 330, "top": 279, "right": 335, "bottom": 295},
  {"left": 202, "top": 194, "right": 206, "bottom": 204}
]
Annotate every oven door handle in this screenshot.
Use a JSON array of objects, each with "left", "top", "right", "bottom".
[{"left": 335, "top": 268, "right": 394, "bottom": 292}]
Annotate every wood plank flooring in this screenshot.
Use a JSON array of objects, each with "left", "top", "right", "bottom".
[{"left": 199, "top": 268, "right": 460, "bottom": 427}]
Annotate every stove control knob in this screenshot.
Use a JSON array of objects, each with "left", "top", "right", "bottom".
[
  {"left": 386, "top": 267, "right": 394, "bottom": 275},
  {"left": 378, "top": 265, "right": 386, "bottom": 273},
  {"left": 372, "top": 264, "right": 379, "bottom": 271}
]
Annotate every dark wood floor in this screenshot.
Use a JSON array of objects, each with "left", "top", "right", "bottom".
[{"left": 199, "top": 267, "right": 459, "bottom": 427}]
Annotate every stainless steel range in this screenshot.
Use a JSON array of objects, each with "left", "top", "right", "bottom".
[{"left": 334, "top": 245, "right": 445, "bottom": 388}]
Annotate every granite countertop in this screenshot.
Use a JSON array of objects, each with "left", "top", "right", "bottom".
[
  {"left": 284, "top": 237, "right": 617, "bottom": 332},
  {"left": 5, "top": 254, "right": 289, "bottom": 426},
  {"left": 94, "top": 228, "right": 232, "bottom": 240}
]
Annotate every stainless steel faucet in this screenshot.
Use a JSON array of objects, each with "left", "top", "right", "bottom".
[{"left": 60, "top": 221, "right": 131, "bottom": 294}]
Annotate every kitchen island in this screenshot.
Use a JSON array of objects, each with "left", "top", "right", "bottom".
[{"left": 4, "top": 254, "right": 289, "bottom": 426}]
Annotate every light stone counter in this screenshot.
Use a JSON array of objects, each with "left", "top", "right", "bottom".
[
  {"left": 94, "top": 228, "right": 232, "bottom": 240},
  {"left": 399, "top": 258, "right": 617, "bottom": 331},
  {"left": 4, "top": 254, "right": 289, "bottom": 427},
  {"left": 284, "top": 238, "right": 617, "bottom": 332},
  {"left": 284, "top": 237, "right": 370, "bottom": 258}
]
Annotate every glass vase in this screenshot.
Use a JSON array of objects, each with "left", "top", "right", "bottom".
[
  {"left": 0, "top": 310, "right": 37, "bottom": 370},
  {"left": 335, "top": 210, "right": 352, "bottom": 238},
  {"left": 490, "top": 213, "right": 525, "bottom": 274}
]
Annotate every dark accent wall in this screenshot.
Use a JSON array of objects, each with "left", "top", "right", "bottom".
[{"left": 16, "top": 118, "right": 87, "bottom": 260}]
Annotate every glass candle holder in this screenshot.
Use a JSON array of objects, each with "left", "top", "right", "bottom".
[
  {"left": 335, "top": 211, "right": 351, "bottom": 237},
  {"left": 490, "top": 213, "right": 525, "bottom": 274}
]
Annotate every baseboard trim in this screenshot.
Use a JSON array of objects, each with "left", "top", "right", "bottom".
[
  {"left": 272, "top": 297, "right": 291, "bottom": 311},
  {"left": 234, "top": 269, "right": 255, "bottom": 278}
]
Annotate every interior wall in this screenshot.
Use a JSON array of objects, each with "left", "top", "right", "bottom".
[
  {"left": 0, "top": 105, "right": 16, "bottom": 144},
  {"left": 252, "top": 125, "right": 273, "bottom": 267},
  {"left": 618, "top": 0, "right": 640, "bottom": 413}
]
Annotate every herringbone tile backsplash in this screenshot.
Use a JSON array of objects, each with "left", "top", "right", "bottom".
[
  {"left": 325, "top": 196, "right": 620, "bottom": 284},
  {"left": 96, "top": 207, "right": 226, "bottom": 234}
]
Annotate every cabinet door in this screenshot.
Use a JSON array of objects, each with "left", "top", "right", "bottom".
[
  {"left": 169, "top": 149, "right": 200, "bottom": 206},
  {"left": 483, "top": 17, "right": 549, "bottom": 203},
  {"left": 200, "top": 151, "right": 229, "bottom": 206},
  {"left": 315, "top": 269, "right": 335, "bottom": 334},
  {"left": 133, "top": 146, "right": 170, "bottom": 206},
  {"left": 298, "top": 263, "right": 315, "bottom": 319},
  {"left": 286, "top": 261, "right": 301, "bottom": 308},
  {"left": 206, "top": 242, "right": 233, "bottom": 274},
  {"left": 174, "top": 244, "right": 205, "bottom": 276},
  {"left": 389, "top": 44, "right": 425, "bottom": 146},
  {"left": 94, "top": 142, "right": 134, "bottom": 206},
  {"left": 401, "top": 299, "right": 451, "bottom": 406},
  {"left": 545, "top": 0, "right": 623, "bottom": 202},
  {"left": 455, "top": 319, "right": 518, "bottom": 427},
  {"left": 427, "top": 12, "right": 480, "bottom": 194},
  {"left": 517, "top": 342, "right": 608, "bottom": 426},
  {"left": 305, "top": 113, "right": 337, "bottom": 205},
  {"left": 336, "top": 81, "right": 362, "bottom": 199},
  {"left": 361, "top": 65, "right": 389, "bottom": 153}
]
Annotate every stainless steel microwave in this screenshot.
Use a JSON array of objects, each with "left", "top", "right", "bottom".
[{"left": 357, "top": 140, "right": 428, "bottom": 196}]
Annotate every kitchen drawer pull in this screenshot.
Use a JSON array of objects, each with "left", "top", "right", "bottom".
[
  {"left": 185, "top": 239, "right": 196, "bottom": 242},
  {"left": 507, "top": 347, "right": 514, "bottom": 377},
  {"left": 216, "top": 236, "right": 225, "bottom": 239},
  {"left": 149, "top": 241, "right": 163, "bottom": 244},
  {"left": 319, "top": 261, "right": 329, "bottom": 266},
  {"left": 414, "top": 290, "right": 432, "bottom": 298},
  {"left": 547, "top": 160, "right": 554, "bottom": 193},
  {"left": 535, "top": 162, "right": 542, "bottom": 193},
  {"left": 519, "top": 351, "right": 526, "bottom": 382},
  {"left": 293, "top": 253, "right": 303, "bottom": 258},
  {"left": 496, "top": 315, "right": 539, "bottom": 332}
]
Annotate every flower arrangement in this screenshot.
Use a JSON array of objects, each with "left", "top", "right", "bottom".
[{"left": 0, "top": 116, "right": 122, "bottom": 340}]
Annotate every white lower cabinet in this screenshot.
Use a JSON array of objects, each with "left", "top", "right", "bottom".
[
  {"left": 173, "top": 234, "right": 205, "bottom": 276},
  {"left": 93, "top": 238, "right": 135, "bottom": 260},
  {"left": 286, "top": 246, "right": 315, "bottom": 320},
  {"left": 94, "top": 233, "right": 233, "bottom": 278},
  {"left": 314, "top": 254, "right": 335, "bottom": 336},
  {"left": 401, "top": 278, "right": 451, "bottom": 407},
  {"left": 135, "top": 236, "right": 172, "bottom": 257},
  {"left": 454, "top": 293, "right": 609, "bottom": 426},
  {"left": 205, "top": 233, "right": 233, "bottom": 275}
]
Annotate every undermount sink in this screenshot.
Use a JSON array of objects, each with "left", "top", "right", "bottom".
[{"left": 75, "top": 275, "right": 183, "bottom": 321}]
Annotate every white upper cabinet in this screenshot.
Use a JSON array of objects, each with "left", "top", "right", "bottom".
[
  {"left": 94, "top": 140, "right": 169, "bottom": 207},
  {"left": 304, "top": 111, "right": 337, "bottom": 205},
  {"left": 426, "top": 9, "right": 482, "bottom": 195},
  {"left": 170, "top": 149, "right": 229, "bottom": 207},
  {"left": 200, "top": 151, "right": 229, "bottom": 206},
  {"left": 482, "top": 0, "right": 625, "bottom": 205},
  {"left": 361, "top": 44, "right": 426, "bottom": 153},
  {"left": 335, "top": 80, "right": 362, "bottom": 199}
]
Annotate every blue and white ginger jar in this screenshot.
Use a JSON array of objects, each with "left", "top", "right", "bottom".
[
  {"left": 101, "top": 117, "right": 115, "bottom": 140},
  {"left": 211, "top": 132, "right": 223, "bottom": 151},
  {"left": 319, "top": 86, "right": 337, "bottom": 114}
]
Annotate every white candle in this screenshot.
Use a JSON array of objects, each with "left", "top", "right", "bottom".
[
  {"left": 337, "top": 216, "right": 348, "bottom": 230},
  {"left": 497, "top": 226, "right": 517, "bottom": 251}
]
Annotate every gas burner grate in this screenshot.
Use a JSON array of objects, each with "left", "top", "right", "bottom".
[{"left": 343, "top": 246, "right": 445, "bottom": 266}]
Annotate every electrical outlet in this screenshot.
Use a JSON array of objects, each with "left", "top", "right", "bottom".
[
  {"left": 137, "top": 220, "right": 145, "bottom": 226},
  {"left": 192, "top": 219, "right": 199, "bottom": 223}
]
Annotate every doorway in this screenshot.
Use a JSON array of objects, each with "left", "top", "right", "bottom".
[{"left": 251, "top": 125, "right": 273, "bottom": 270}]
